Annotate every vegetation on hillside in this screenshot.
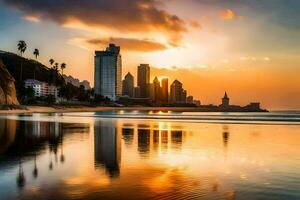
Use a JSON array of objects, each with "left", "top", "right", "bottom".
[{"left": 0, "top": 40, "right": 93, "bottom": 105}]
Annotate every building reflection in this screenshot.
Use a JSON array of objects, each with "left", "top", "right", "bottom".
[
  {"left": 223, "top": 125, "right": 229, "bottom": 148},
  {"left": 153, "top": 130, "right": 159, "bottom": 152},
  {"left": 171, "top": 130, "right": 183, "bottom": 150},
  {"left": 222, "top": 125, "right": 230, "bottom": 160},
  {"left": 137, "top": 129, "right": 150, "bottom": 156},
  {"left": 122, "top": 128, "right": 134, "bottom": 146},
  {"left": 94, "top": 121, "right": 121, "bottom": 178},
  {"left": 161, "top": 130, "right": 168, "bottom": 152}
]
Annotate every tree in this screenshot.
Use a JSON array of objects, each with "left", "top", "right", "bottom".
[
  {"left": 17, "top": 40, "right": 27, "bottom": 81},
  {"left": 33, "top": 48, "right": 40, "bottom": 79},
  {"left": 53, "top": 62, "right": 59, "bottom": 72},
  {"left": 49, "top": 58, "right": 54, "bottom": 67},
  {"left": 60, "top": 63, "right": 66, "bottom": 75},
  {"left": 52, "top": 63, "right": 59, "bottom": 85},
  {"left": 33, "top": 49, "right": 39, "bottom": 59}
]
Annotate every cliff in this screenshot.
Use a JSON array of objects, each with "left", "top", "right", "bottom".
[{"left": 0, "top": 59, "right": 19, "bottom": 105}]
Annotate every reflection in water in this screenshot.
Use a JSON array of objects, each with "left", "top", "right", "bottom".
[
  {"left": 0, "top": 115, "right": 299, "bottom": 200},
  {"left": 138, "top": 129, "right": 150, "bottom": 157},
  {"left": 17, "top": 160, "right": 25, "bottom": 189},
  {"left": 94, "top": 121, "right": 121, "bottom": 177},
  {"left": 223, "top": 125, "right": 230, "bottom": 148},
  {"left": 122, "top": 128, "right": 134, "bottom": 146},
  {"left": 171, "top": 130, "right": 183, "bottom": 150},
  {"left": 0, "top": 118, "right": 90, "bottom": 193},
  {"left": 153, "top": 130, "right": 159, "bottom": 152},
  {"left": 32, "top": 153, "right": 38, "bottom": 179}
]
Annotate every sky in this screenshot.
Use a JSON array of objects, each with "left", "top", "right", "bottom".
[{"left": 0, "top": 0, "right": 300, "bottom": 109}]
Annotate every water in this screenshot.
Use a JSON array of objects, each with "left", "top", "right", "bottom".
[{"left": 0, "top": 111, "right": 299, "bottom": 200}]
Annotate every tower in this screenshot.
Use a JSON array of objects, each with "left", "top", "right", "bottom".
[
  {"left": 161, "top": 78, "right": 168, "bottom": 103},
  {"left": 122, "top": 72, "right": 134, "bottom": 97},
  {"left": 94, "top": 43, "right": 122, "bottom": 101},
  {"left": 137, "top": 64, "right": 150, "bottom": 98},
  {"left": 221, "top": 92, "right": 230, "bottom": 107}
]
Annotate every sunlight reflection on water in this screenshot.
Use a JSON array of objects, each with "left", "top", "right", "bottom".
[{"left": 0, "top": 112, "right": 299, "bottom": 200}]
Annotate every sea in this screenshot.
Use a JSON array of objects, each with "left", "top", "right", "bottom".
[{"left": 0, "top": 110, "right": 299, "bottom": 200}]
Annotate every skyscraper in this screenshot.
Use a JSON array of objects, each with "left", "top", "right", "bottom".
[
  {"left": 137, "top": 64, "right": 150, "bottom": 98},
  {"left": 122, "top": 72, "right": 134, "bottom": 97},
  {"left": 161, "top": 78, "right": 168, "bottom": 103},
  {"left": 151, "top": 77, "right": 161, "bottom": 103},
  {"left": 94, "top": 43, "right": 122, "bottom": 101},
  {"left": 170, "top": 80, "right": 186, "bottom": 103}
]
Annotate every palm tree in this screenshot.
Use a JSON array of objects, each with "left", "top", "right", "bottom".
[
  {"left": 17, "top": 40, "right": 27, "bottom": 81},
  {"left": 60, "top": 63, "right": 66, "bottom": 75},
  {"left": 33, "top": 48, "right": 39, "bottom": 59},
  {"left": 49, "top": 58, "right": 54, "bottom": 67},
  {"left": 53, "top": 62, "right": 59, "bottom": 73},
  {"left": 33, "top": 48, "right": 40, "bottom": 79}
]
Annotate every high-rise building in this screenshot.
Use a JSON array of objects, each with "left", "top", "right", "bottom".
[
  {"left": 134, "top": 86, "right": 141, "bottom": 98},
  {"left": 170, "top": 80, "right": 187, "bottom": 103},
  {"left": 94, "top": 43, "right": 122, "bottom": 101},
  {"left": 181, "top": 90, "right": 187, "bottom": 103},
  {"left": 161, "top": 78, "right": 168, "bottom": 103},
  {"left": 137, "top": 64, "right": 150, "bottom": 98},
  {"left": 187, "top": 96, "right": 194, "bottom": 104},
  {"left": 151, "top": 77, "right": 161, "bottom": 103},
  {"left": 122, "top": 72, "right": 134, "bottom": 97}
]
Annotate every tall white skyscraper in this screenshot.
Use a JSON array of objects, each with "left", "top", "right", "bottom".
[{"left": 94, "top": 44, "right": 122, "bottom": 101}]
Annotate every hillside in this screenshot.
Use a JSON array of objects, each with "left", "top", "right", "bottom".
[
  {"left": 0, "top": 59, "right": 19, "bottom": 105},
  {"left": 0, "top": 50, "right": 63, "bottom": 85}
]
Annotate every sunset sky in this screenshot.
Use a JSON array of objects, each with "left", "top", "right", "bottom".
[{"left": 0, "top": 0, "right": 299, "bottom": 109}]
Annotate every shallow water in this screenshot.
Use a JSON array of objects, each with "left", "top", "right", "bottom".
[{"left": 0, "top": 112, "right": 299, "bottom": 200}]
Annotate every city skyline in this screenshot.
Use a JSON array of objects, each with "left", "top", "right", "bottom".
[{"left": 0, "top": 0, "right": 300, "bottom": 109}]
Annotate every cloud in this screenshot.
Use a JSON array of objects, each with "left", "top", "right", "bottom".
[
  {"left": 22, "top": 15, "right": 40, "bottom": 23},
  {"left": 70, "top": 37, "right": 168, "bottom": 52},
  {"left": 220, "top": 9, "right": 236, "bottom": 20},
  {"left": 3, "top": 0, "right": 187, "bottom": 46},
  {"left": 189, "top": 19, "right": 201, "bottom": 28}
]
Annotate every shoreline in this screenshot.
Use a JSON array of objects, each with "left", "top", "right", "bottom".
[
  {"left": 0, "top": 105, "right": 273, "bottom": 114},
  {"left": 0, "top": 105, "right": 210, "bottom": 114}
]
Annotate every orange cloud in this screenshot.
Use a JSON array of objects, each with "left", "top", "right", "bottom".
[
  {"left": 189, "top": 20, "right": 201, "bottom": 28},
  {"left": 71, "top": 37, "right": 168, "bottom": 52},
  {"left": 4, "top": 0, "right": 187, "bottom": 46},
  {"left": 220, "top": 9, "right": 236, "bottom": 20}
]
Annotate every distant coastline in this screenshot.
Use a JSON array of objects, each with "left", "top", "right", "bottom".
[{"left": 0, "top": 105, "right": 268, "bottom": 114}]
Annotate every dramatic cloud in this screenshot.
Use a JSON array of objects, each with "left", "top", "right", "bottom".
[
  {"left": 72, "top": 37, "right": 168, "bottom": 52},
  {"left": 3, "top": 0, "right": 187, "bottom": 46}
]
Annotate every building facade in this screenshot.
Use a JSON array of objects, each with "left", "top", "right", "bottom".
[
  {"left": 24, "top": 79, "right": 58, "bottom": 98},
  {"left": 161, "top": 78, "right": 168, "bottom": 103},
  {"left": 170, "top": 80, "right": 187, "bottom": 103},
  {"left": 122, "top": 72, "right": 134, "bottom": 97},
  {"left": 151, "top": 77, "right": 161, "bottom": 103},
  {"left": 137, "top": 64, "right": 150, "bottom": 98},
  {"left": 94, "top": 44, "right": 122, "bottom": 101}
]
